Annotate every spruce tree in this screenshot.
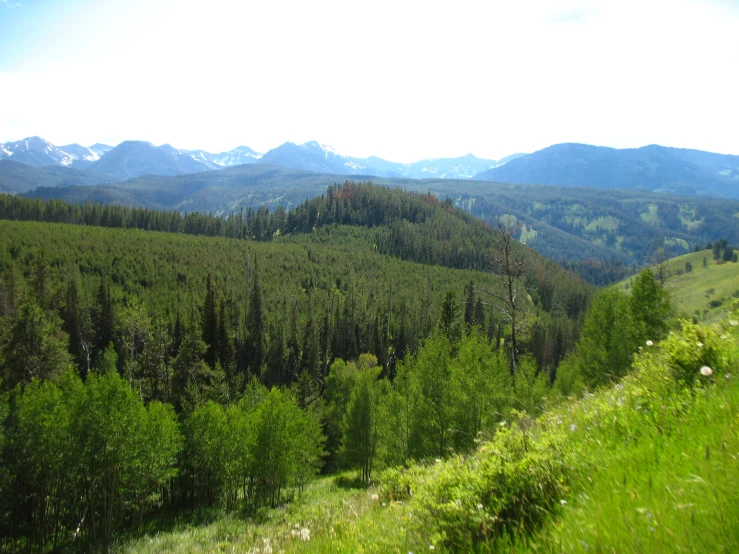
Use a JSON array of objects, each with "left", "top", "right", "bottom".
[
  {"left": 93, "top": 275, "right": 115, "bottom": 355},
  {"left": 217, "top": 296, "right": 236, "bottom": 385},
  {"left": 286, "top": 304, "right": 301, "bottom": 383},
  {"left": 245, "top": 256, "right": 266, "bottom": 378},
  {"left": 63, "top": 276, "right": 92, "bottom": 378},
  {"left": 439, "top": 290, "right": 461, "bottom": 343},
  {"left": 463, "top": 280, "right": 475, "bottom": 327},
  {"left": 201, "top": 273, "right": 218, "bottom": 369}
]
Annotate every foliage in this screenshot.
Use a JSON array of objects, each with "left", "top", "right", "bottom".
[
  {"left": 340, "top": 362, "right": 385, "bottom": 483},
  {"left": 3, "top": 371, "right": 182, "bottom": 552},
  {"left": 1, "top": 296, "right": 72, "bottom": 388}
]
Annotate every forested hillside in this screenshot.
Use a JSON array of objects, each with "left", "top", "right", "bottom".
[
  {"left": 16, "top": 162, "right": 739, "bottom": 285},
  {"left": 371, "top": 178, "right": 739, "bottom": 273},
  {"left": 0, "top": 184, "right": 593, "bottom": 551}
]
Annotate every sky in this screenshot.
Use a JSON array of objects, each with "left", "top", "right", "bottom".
[{"left": 1, "top": 0, "right": 738, "bottom": 162}]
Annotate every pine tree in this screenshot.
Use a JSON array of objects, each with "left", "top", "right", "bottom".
[
  {"left": 245, "top": 256, "right": 266, "bottom": 378},
  {"left": 318, "top": 311, "right": 331, "bottom": 378},
  {"left": 217, "top": 296, "right": 236, "bottom": 385},
  {"left": 2, "top": 297, "right": 72, "bottom": 389},
  {"left": 63, "top": 275, "right": 92, "bottom": 378},
  {"left": 473, "top": 298, "right": 485, "bottom": 329},
  {"left": 463, "top": 280, "right": 475, "bottom": 327},
  {"left": 201, "top": 273, "right": 218, "bottom": 369},
  {"left": 265, "top": 319, "right": 287, "bottom": 387},
  {"left": 439, "top": 290, "right": 461, "bottom": 343},
  {"left": 93, "top": 275, "right": 115, "bottom": 355},
  {"left": 300, "top": 317, "right": 319, "bottom": 378},
  {"left": 30, "top": 249, "right": 50, "bottom": 310},
  {"left": 286, "top": 304, "right": 301, "bottom": 384}
]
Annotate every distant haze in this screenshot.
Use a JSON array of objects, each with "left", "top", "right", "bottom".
[{"left": 1, "top": 0, "right": 738, "bottom": 161}]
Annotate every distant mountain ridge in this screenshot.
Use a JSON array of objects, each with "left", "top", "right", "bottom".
[
  {"left": 473, "top": 143, "right": 739, "bottom": 199},
  {"left": 0, "top": 136, "right": 523, "bottom": 184},
  {"left": 5, "top": 136, "right": 739, "bottom": 199}
]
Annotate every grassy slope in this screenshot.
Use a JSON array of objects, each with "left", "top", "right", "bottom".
[
  {"left": 117, "top": 317, "right": 739, "bottom": 553},
  {"left": 518, "top": 378, "right": 739, "bottom": 553},
  {"left": 619, "top": 250, "right": 739, "bottom": 323}
]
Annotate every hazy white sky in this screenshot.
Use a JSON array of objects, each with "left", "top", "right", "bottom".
[{"left": 1, "top": 0, "right": 738, "bottom": 162}]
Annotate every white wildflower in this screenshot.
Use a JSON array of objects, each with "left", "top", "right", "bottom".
[
  {"left": 646, "top": 340, "right": 654, "bottom": 347},
  {"left": 730, "top": 320, "right": 738, "bottom": 327},
  {"left": 560, "top": 499, "right": 568, "bottom": 506},
  {"left": 434, "top": 458, "right": 442, "bottom": 463},
  {"left": 700, "top": 366, "right": 713, "bottom": 377},
  {"left": 697, "top": 342, "right": 703, "bottom": 348},
  {"left": 300, "top": 528, "right": 310, "bottom": 541},
  {"left": 570, "top": 424, "right": 576, "bottom": 432},
  {"left": 371, "top": 493, "right": 379, "bottom": 501},
  {"left": 429, "top": 546, "right": 436, "bottom": 551},
  {"left": 477, "top": 503, "right": 484, "bottom": 510}
]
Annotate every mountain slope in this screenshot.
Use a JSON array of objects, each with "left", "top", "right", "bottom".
[
  {"left": 352, "top": 153, "right": 527, "bottom": 180},
  {"left": 58, "top": 143, "right": 101, "bottom": 168},
  {"left": 474, "top": 143, "right": 739, "bottom": 198},
  {"left": 185, "top": 145, "right": 262, "bottom": 167},
  {"left": 257, "top": 141, "right": 375, "bottom": 175},
  {"left": 22, "top": 164, "right": 343, "bottom": 212},
  {"left": 88, "top": 140, "right": 218, "bottom": 180},
  {"left": 0, "top": 136, "right": 77, "bottom": 167},
  {"left": 90, "top": 143, "right": 114, "bottom": 156}
]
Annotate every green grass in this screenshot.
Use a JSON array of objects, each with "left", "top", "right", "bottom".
[
  {"left": 117, "top": 473, "right": 407, "bottom": 554},
  {"left": 519, "top": 224, "right": 538, "bottom": 244},
  {"left": 640, "top": 203, "right": 662, "bottom": 226},
  {"left": 619, "top": 250, "right": 739, "bottom": 323},
  {"left": 513, "top": 362, "right": 739, "bottom": 552},
  {"left": 584, "top": 215, "right": 618, "bottom": 232}
]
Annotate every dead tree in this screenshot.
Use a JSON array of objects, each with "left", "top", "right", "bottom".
[
  {"left": 650, "top": 243, "right": 668, "bottom": 287},
  {"left": 483, "top": 215, "right": 525, "bottom": 374}
]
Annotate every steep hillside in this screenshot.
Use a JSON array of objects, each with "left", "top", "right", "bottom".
[
  {"left": 88, "top": 140, "right": 219, "bottom": 180},
  {"left": 474, "top": 143, "right": 739, "bottom": 199}
]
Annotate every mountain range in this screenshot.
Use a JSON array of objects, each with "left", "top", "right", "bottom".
[
  {"left": 0, "top": 136, "right": 517, "bottom": 185},
  {"left": 474, "top": 143, "right": 739, "bottom": 198},
  {"left": 3, "top": 136, "right": 739, "bottom": 199}
]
